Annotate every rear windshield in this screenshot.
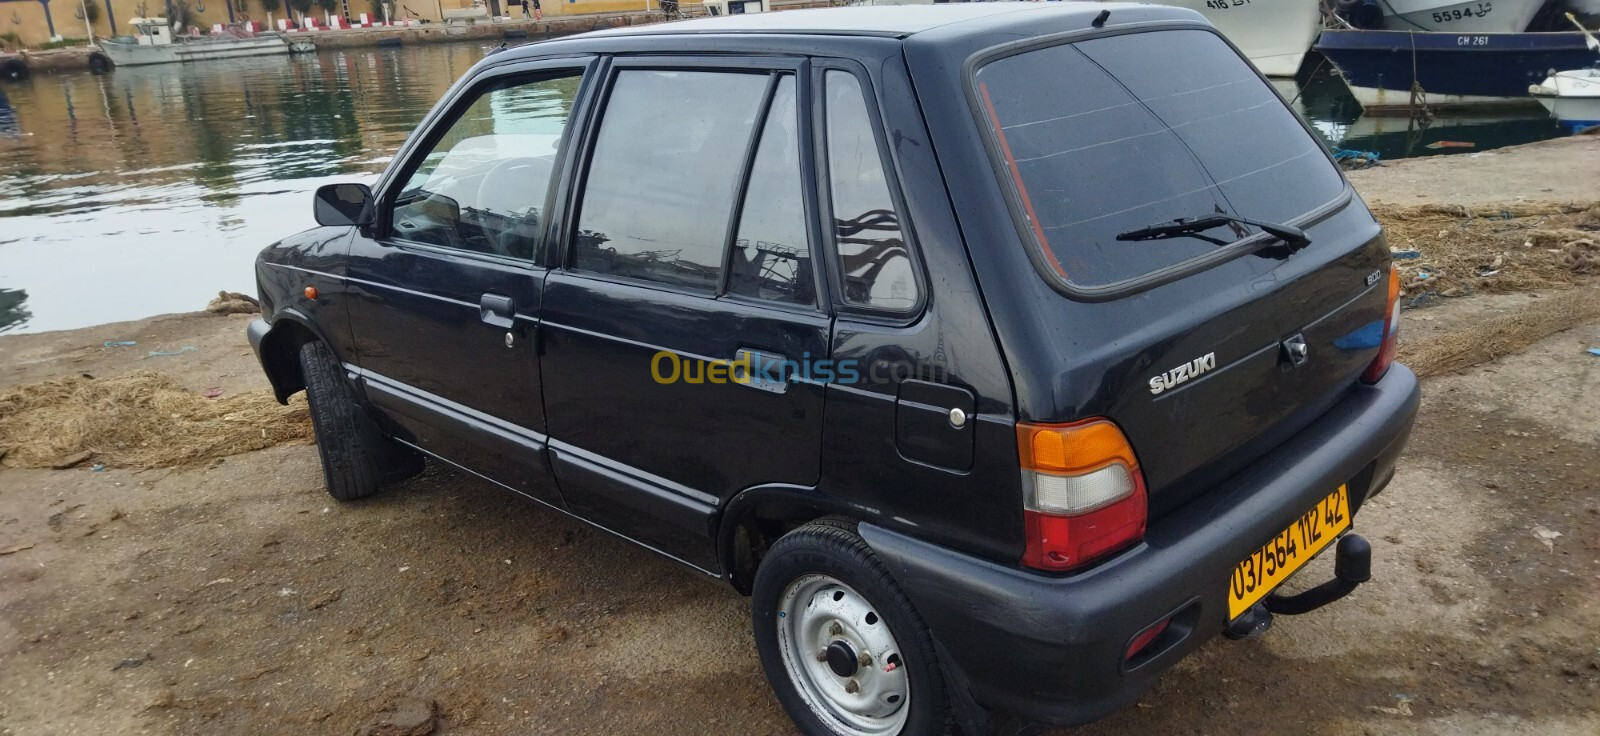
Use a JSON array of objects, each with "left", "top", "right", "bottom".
[{"left": 973, "top": 29, "right": 1345, "bottom": 291}]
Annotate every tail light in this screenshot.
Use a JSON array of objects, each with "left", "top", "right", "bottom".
[
  {"left": 1017, "top": 419, "right": 1147, "bottom": 572},
  {"left": 1361, "top": 266, "right": 1402, "bottom": 384}
]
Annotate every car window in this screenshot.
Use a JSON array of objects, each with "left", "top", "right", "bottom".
[
  {"left": 389, "top": 73, "right": 580, "bottom": 260},
  {"left": 824, "top": 70, "right": 918, "bottom": 313},
  {"left": 572, "top": 70, "right": 768, "bottom": 293},
  {"left": 729, "top": 77, "right": 814, "bottom": 307},
  {"left": 974, "top": 30, "right": 1346, "bottom": 290}
]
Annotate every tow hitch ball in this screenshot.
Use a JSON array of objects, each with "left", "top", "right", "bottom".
[{"left": 1225, "top": 534, "right": 1372, "bottom": 640}]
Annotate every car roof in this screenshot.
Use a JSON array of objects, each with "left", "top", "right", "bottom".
[{"left": 584, "top": 2, "right": 1148, "bottom": 39}]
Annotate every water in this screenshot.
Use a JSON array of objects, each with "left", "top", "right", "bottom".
[
  {"left": 0, "top": 45, "right": 1577, "bottom": 334},
  {"left": 0, "top": 44, "right": 490, "bottom": 335}
]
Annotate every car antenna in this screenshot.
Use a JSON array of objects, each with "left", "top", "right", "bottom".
[{"left": 1092, "top": 9, "right": 1110, "bottom": 27}]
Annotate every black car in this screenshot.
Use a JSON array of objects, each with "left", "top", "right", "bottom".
[{"left": 248, "top": 5, "right": 1420, "bottom": 734}]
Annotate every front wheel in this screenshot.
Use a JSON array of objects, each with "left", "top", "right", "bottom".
[
  {"left": 751, "top": 518, "right": 953, "bottom": 736},
  {"left": 298, "top": 340, "right": 421, "bottom": 501}
]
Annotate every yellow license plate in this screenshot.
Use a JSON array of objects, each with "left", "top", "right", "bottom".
[{"left": 1228, "top": 484, "right": 1351, "bottom": 619}]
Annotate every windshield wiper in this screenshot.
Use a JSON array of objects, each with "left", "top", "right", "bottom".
[{"left": 1115, "top": 213, "right": 1310, "bottom": 253}]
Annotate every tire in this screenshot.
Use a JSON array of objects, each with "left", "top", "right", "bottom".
[
  {"left": 298, "top": 340, "right": 421, "bottom": 501},
  {"left": 1, "top": 59, "right": 28, "bottom": 82},
  {"left": 752, "top": 518, "right": 954, "bottom": 736},
  {"left": 87, "top": 53, "right": 111, "bottom": 74}
]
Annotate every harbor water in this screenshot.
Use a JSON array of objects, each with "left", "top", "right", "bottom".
[{"left": 0, "top": 45, "right": 1578, "bottom": 334}]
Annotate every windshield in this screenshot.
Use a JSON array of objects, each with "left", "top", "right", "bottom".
[{"left": 972, "top": 29, "right": 1345, "bottom": 291}]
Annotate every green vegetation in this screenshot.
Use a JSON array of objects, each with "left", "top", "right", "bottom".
[
  {"left": 82, "top": 0, "right": 102, "bottom": 25},
  {"left": 35, "top": 38, "right": 92, "bottom": 50}
]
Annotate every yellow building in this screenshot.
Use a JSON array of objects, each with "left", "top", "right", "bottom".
[{"left": 3, "top": 0, "right": 675, "bottom": 48}]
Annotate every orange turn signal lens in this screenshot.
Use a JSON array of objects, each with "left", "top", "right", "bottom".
[{"left": 1017, "top": 419, "right": 1140, "bottom": 475}]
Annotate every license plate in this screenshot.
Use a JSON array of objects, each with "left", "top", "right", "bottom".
[{"left": 1227, "top": 485, "right": 1351, "bottom": 619}]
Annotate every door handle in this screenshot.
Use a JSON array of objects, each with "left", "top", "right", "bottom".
[
  {"left": 480, "top": 293, "right": 515, "bottom": 328},
  {"left": 732, "top": 348, "right": 789, "bottom": 395}
]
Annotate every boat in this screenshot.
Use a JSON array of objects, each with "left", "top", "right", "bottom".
[
  {"left": 1148, "top": 0, "right": 1322, "bottom": 76},
  {"left": 1316, "top": 29, "right": 1600, "bottom": 112},
  {"left": 98, "top": 18, "right": 290, "bottom": 67},
  {"left": 1530, "top": 65, "right": 1600, "bottom": 129},
  {"left": 1338, "top": 0, "right": 1548, "bottom": 33},
  {"left": 1528, "top": 17, "right": 1600, "bottom": 130}
]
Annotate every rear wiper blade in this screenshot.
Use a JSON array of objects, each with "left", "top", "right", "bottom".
[{"left": 1115, "top": 213, "right": 1310, "bottom": 253}]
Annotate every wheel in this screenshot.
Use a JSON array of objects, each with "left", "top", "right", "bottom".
[
  {"left": 752, "top": 518, "right": 953, "bottom": 736},
  {"left": 298, "top": 340, "right": 422, "bottom": 501}
]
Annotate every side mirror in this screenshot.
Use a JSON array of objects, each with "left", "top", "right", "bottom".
[{"left": 313, "top": 183, "right": 375, "bottom": 227}]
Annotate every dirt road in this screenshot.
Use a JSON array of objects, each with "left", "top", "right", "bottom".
[{"left": 2, "top": 295, "right": 1596, "bottom": 735}]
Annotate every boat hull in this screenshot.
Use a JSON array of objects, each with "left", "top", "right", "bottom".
[
  {"left": 1531, "top": 68, "right": 1600, "bottom": 130},
  {"left": 100, "top": 36, "right": 289, "bottom": 67},
  {"left": 1316, "top": 30, "right": 1600, "bottom": 112},
  {"left": 1379, "top": 0, "right": 1544, "bottom": 33},
  {"left": 1145, "top": 0, "right": 1322, "bottom": 76},
  {"left": 1533, "top": 95, "right": 1600, "bottom": 128}
]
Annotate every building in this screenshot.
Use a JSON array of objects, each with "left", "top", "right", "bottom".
[{"left": 2, "top": 0, "right": 664, "bottom": 48}]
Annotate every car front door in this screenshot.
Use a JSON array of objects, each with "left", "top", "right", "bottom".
[
  {"left": 344, "top": 58, "right": 598, "bottom": 507},
  {"left": 539, "top": 60, "right": 829, "bottom": 571}
]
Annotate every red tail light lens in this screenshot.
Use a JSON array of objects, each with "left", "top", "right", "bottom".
[
  {"left": 1361, "top": 267, "right": 1402, "bottom": 384},
  {"left": 1017, "top": 419, "right": 1148, "bottom": 572}
]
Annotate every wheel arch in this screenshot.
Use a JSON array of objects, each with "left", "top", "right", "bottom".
[
  {"left": 717, "top": 484, "right": 856, "bottom": 595},
  {"left": 259, "top": 309, "right": 337, "bottom": 404}
]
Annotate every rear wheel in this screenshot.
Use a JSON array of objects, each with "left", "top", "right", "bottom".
[
  {"left": 298, "top": 340, "right": 421, "bottom": 501},
  {"left": 752, "top": 518, "right": 953, "bottom": 736}
]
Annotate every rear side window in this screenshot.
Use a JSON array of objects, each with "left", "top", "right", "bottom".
[
  {"left": 824, "top": 70, "right": 919, "bottom": 313},
  {"left": 729, "top": 77, "right": 815, "bottom": 306},
  {"left": 573, "top": 70, "right": 767, "bottom": 292},
  {"left": 974, "top": 30, "right": 1345, "bottom": 291}
]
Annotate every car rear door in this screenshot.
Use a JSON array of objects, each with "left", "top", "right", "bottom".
[
  {"left": 932, "top": 26, "right": 1392, "bottom": 517},
  {"left": 343, "top": 58, "right": 599, "bottom": 507},
  {"left": 538, "top": 58, "right": 828, "bottom": 571}
]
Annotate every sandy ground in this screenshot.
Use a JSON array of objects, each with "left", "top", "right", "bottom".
[
  {"left": 2, "top": 299, "right": 1597, "bottom": 736},
  {"left": 3, "top": 137, "right": 1600, "bottom": 734},
  {"left": 1347, "top": 135, "right": 1600, "bottom": 207}
]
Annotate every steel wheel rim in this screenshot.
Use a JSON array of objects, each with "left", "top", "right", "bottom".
[{"left": 776, "top": 574, "right": 910, "bottom": 736}]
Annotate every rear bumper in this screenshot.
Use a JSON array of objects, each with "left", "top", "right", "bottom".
[{"left": 860, "top": 364, "right": 1421, "bottom": 726}]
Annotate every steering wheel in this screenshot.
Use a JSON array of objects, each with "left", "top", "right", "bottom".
[{"left": 475, "top": 156, "right": 555, "bottom": 258}]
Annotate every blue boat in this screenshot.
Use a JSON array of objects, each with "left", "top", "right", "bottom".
[{"left": 1315, "top": 30, "right": 1600, "bottom": 113}]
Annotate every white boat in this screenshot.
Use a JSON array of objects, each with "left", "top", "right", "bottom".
[
  {"left": 1529, "top": 66, "right": 1600, "bottom": 129},
  {"left": 1154, "top": 0, "right": 1322, "bottom": 76},
  {"left": 98, "top": 18, "right": 290, "bottom": 67},
  {"left": 1374, "top": 0, "right": 1545, "bottom": 33},
  {"left": 1529, "top": 20, "right": 1600, "bottom": 129}
]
